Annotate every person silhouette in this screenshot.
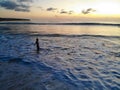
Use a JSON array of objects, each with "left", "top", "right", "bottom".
[{"left": 35, "top": 38, "right": 40, "bottom": 53}]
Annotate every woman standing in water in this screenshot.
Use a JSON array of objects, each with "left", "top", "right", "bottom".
[{"left": 35, "top": 38, "right": 40, "bottom": 53}]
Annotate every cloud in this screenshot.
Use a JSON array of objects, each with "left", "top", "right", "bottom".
[
  {"left": 15, "top": 5, "right": 30, "bottom": 12},
  {"left": 17, "top": 0, "right": 33, "bottom": 2},
  {"left": 0, "top": 1, "right": 18, "bottom": 10},
  {"left": 46, "top": 7, "right": 57, "bottom": 11},
  {"left": 60, "top": 9, "right": 68, "bottom": 14},
  {"left": 0, "top": 0, "right": 32, "bottom": 12},
  {"left": 60, "top": 9, "right": 74, "bottom": 14},
  {"left": 46, "top": 8, "right": 74, "bottom": 15},
  {"left": 68, "top": 10, "right": 74, "bottom": 14},
  {"left": 82, "top": 8, "right": 96, "bottom": 14}
]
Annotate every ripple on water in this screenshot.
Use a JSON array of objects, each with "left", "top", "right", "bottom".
[
  {"left": 0, "top": 57, "right": 79, "bottom": 90},
  {"left": 0, "top": 34, "right": 120, "bottom": 90}
]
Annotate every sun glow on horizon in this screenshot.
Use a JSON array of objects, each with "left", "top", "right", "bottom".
[
  {"left": 94, "top": 1, "right": 120, "bottom": 15},
  {"left": 0, "top": 0, "right": 120, "bottom": 22},
  {"left": 69, "top": 0, "right": 120, "bottom": 15}
]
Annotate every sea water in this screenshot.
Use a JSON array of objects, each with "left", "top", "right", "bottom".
[{"left": 0, "top": 22, "right": 120, "bottom": 90}]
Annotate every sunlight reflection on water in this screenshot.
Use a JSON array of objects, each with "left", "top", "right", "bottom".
[{"left": 0, "top": 24, "right": 120, "bottom": 36}]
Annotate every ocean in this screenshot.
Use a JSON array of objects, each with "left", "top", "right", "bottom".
[
  {"left": 0, "top": 22, "right": 120, "bottom": 90},
  {"left": 0, "top": 22, "right": 120, "bottom": 36}
]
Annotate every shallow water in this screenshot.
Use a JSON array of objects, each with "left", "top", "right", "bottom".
[{"left": 0, "top": 23, "right": 120, "bottom": 90}]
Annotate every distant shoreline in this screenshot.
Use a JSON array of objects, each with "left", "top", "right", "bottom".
[{"left": 0, "top": 18, "right": 30, "bottom": 21}]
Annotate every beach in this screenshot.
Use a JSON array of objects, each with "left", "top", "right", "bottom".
[{"left": 0, "top": 23, "right": 120, "bottom": 90}]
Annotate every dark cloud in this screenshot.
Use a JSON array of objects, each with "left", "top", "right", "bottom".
[
  {"left": 46, "top": 7, "right": 57, "bottom": 11},
  {"left": 15, "top": 5, "right": 30, "bottom": 12},
  {"left": 0, "top": 1, "right": 18, "bottom": 10},
  {"left": 60, "top": 9, "right": 74, "bottom": 14},
  {"left": 15, "top": 8, "right": 30, "bottom": 12},
  {"left": 0, "top": 0, "right": 32, "bottom": 12},
  {"left": 60, "top": 10, "right": 68, "bottom": 14},
  {"left": 17, "top": 0, "right": 33, "bottom": 2},
  {"left": 46, "top": 8, "right": 74, "bottom": 15},
  {"left": 82, "top": 8, "right": 96, "bottom": 14}
]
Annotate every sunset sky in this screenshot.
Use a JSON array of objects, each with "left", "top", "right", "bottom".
[{"left": 0, "top": 0, "right": 120, "bottom": 22}]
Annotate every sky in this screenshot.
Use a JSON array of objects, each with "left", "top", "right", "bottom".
[{"left": 0, "top": 0, "right": 120, "bottom": 22}]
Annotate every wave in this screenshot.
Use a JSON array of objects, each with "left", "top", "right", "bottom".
[
  {"left": 6, "top": 33, "right": 120, "bottom": 39},
  {"left": 26, "top": 34, "right": 120, "bottom": 38},
  {"left": 0, "top": 22, "right": 120, "bottom": 27},
  {"left": 0, "top": 32, "right": 120, "bottom": 89},
  {"left": 0, "top": 56, "right": 78, "bottom": 89},
  {"left": 1, "top": 32, "right": 120, "bottom": 39}
]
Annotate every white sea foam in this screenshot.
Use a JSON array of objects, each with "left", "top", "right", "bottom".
[{"left": 0, "top": 24, "right": 120, "bottom": 90}]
